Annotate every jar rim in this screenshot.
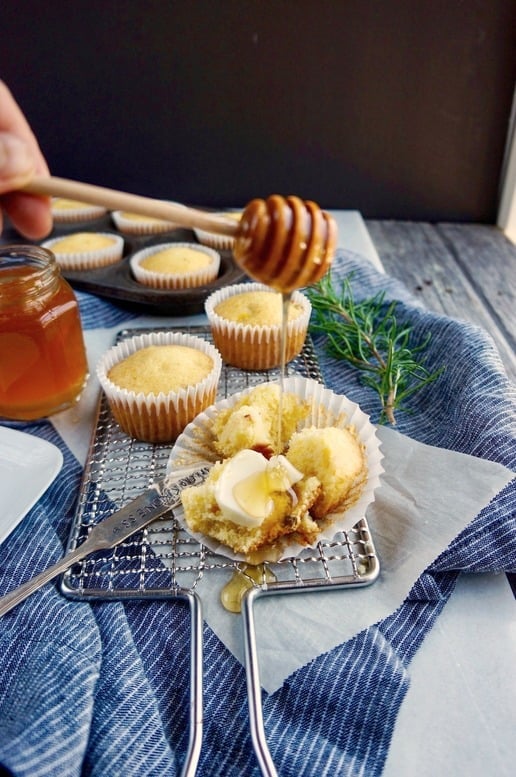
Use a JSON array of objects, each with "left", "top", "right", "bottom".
[
  {"left": 0, "top": 244, "right": 56, "bottom": 269},
  {"left": 0, "top": 244, "right": 60, "bottom": 300}
]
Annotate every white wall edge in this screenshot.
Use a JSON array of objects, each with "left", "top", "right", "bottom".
[{"left": 497, "top": 84, "right": 516, "bottom": 244}]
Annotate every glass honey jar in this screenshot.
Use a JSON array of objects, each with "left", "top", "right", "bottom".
[{"left": 0, "top": 245, "right": 88, "bottom": 421}]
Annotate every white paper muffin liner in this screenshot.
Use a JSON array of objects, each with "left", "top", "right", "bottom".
[
  {"left": 129, "top": 242, "right": 221, "bottom": 289},
  {"left": 194, "top": 211, "right": 241, "bottom": 250},
  {"left": 111, "top": 204, "right": 187, "bottom": 235},
  {"left": 205, "top": 282, "right": 311, "bottom": 370},
  {"left": 51, "top": 198, "right": 107, "bottom": 223},
  {"left": 42, "top": 232, "right": 124, "bottom": 271},
  {"left": 96, "top": 331, "right": 223, "bottom": 443},
  {"left": 168, "top": 375, "right": 384, "bottom": 561}
]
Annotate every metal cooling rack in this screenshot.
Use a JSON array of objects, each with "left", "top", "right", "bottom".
[{"left": 61, "top": 325, "right": 380, "bottom": 777}]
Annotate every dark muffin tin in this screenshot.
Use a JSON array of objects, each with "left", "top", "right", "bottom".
[{"left": 2, "top": 213, "right": 246, "bottom": 316}]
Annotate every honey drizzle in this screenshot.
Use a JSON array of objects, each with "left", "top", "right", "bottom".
[
  {"left": 220, "top": 292, "right": 291, "bottom": 613},
  {"left": 276, "top": 292, "right": 291, "bottom": 452}
]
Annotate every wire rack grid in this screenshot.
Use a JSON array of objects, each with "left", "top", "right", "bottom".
[{"left": 61, "top": 326, "right": 379, "bottom": 601}]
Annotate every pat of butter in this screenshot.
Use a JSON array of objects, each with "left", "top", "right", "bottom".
[{"left": 214, "top": 449, "right": 303, "bottom": 528}]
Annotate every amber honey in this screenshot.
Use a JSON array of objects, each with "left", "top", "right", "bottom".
[{"left": 0, "top": 245, "right": 88, "bottom": 420}]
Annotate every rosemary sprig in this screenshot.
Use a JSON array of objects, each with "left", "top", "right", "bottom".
[{"left": 307, "top": 273, "right": 444, "bottom": 424}]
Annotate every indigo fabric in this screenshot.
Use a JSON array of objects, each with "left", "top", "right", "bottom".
[{"left": 0, "top": 250, "right": 514, "bottom": 777}]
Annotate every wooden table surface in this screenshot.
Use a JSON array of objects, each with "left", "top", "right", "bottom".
[{"left": 365, "top": 221, "right": 516, "bottom": 385}]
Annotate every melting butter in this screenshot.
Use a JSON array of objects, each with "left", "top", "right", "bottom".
[
  {"left": 214, "top": 449, "right": 302, "bottom": 528},
  {"left": 232, "top": 469, "right": 272, "bottom": 521}
]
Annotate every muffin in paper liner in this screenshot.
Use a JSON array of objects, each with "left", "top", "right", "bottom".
[
  {"left": 51, "top": 197, "right": 107, "bottom": 223},
  {"left": 96, "top": 331, "right": 222, "bottom": 443},
  {"left": 194, "top": 211, "right": 241, "bottom": 251},
  {"left": 205, "top": 282, "right": 311, "bottom": 370},
  {"left": 167, "top": 375, "right": 384, "bottom": 561},
  {"left": 111, "top": 205, "right": 186, "bottom": 235},
  {"left": 130, "top": 242, "right": 221, "bottom": 289},
  {"left": 42, "top": 232, "right": 124, "bottom": 271}
]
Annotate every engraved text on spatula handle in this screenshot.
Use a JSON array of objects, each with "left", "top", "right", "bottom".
[{"left": 0, "top": 464, "right": 210, "bottom": 617}]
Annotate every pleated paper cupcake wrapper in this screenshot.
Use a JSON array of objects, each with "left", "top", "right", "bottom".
[
  {"left": 96, "top": 331, "right": 222, "bottom": 443},
  {"left": 194, "top": 212, "right": 241, "bottom": 250},
  {"left": 168, "top": 375, "right": 384, "bottom": 561},
  {"left": 205, "top": 282, "right": 312, "bottom": 370},
  {"left": 194, "top": 227, "right": 236, "bottom": 251},
  {"left": 42, "top": 233, "right": 124, "bottom": 271},
  {"left": 111, "top": 205, "right": 187, "bottom": 235},
  {"left": 51, "top": 201, "right": 107, "bottom": 223},
  {"left": 129, "top": 242, "right": 221, "bottom": 289}
]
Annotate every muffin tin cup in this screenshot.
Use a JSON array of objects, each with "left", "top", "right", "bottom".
[
  {"left": 205, "top": 282, "right": 312, "bottom": 370},
  {"left": 96, "top": 331, "right": 222, "bottom": 443},
  {"left": 42, "top": 232, "right": 124, "bottom": 271},
  {"left": 129, "top": 242, "right": 221, "bottom": 289}
]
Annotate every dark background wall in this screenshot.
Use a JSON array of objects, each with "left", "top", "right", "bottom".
[{"left": 1, "top": 0, "right": 515, "bottom": 222}]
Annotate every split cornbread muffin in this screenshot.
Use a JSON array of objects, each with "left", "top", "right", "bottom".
[{"left": 180, "top": 383, "right": 368, "bottom": 558}]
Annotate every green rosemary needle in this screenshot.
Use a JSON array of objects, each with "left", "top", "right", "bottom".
[{"left": 307, "top": 273, "right": 444, "bottom": 424}]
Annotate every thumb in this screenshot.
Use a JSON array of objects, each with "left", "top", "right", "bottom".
[{"left": 0, "top": 132, "right": 35, "bottom": 194}]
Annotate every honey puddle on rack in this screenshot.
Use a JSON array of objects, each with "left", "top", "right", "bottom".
[
  {"left": 221, "top": 565, "right": 277, "bottom": 613},
  {"left": 220, "top": 292, "right": 292, "bottom": 613}
]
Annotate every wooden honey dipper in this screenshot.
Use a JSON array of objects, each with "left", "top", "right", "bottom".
[{"left": 23, "top": 177, "right": 337, "bottom": 292}]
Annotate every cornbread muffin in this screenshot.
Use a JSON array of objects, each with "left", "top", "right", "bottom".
[
  {"left": 177, "top": 379, "right": 372, "bottom": 560},
  {"left": 130, "top": 242, "right": 220, "bottom": 289},
  {"left": 42, "top": 231, "right": 124, "bottom": 270},
  {"left": 111, "top": 209, "right": 183, "bottom": 235},
  {"left": 96, "top": 331, "right": 222, "bottom": 443},
  {"left": 212, "top": 382, "right": 309, "bottom": 458},
  {"left": 286, "top": 427, "right": 367, "bottom": 519},
  {"left": 205, "top": 282, "right": 311, "bottom": 370},
  {"left": 108, "top": 345, "right": 213, "bottom": 393},
  {"left": 180, "top": 457, "right": 322, "bottom": 556},
  {"left": 194, "top": 210, "right": 241, "bottom": 251},
  {"left": 51, "top": 197, "right": 107, "bottom": 223}
]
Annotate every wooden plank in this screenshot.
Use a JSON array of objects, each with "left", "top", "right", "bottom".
[
  {"left": 436, "top": 223, "right": 515, "bottom": 344},
  {"left": 365, "top": 221, "right": 516, "bottom": 382}
]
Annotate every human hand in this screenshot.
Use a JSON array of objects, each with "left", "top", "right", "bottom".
[{"left": 0, "top": 81, "right": 52, "bottom": 239}]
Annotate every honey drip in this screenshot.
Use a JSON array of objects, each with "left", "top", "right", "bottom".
[
  {"left": 273, "top": 291, "right": 290, "bottom": 453},
  {"left": 219, "top": 295, "right": 292, "bottom": 613},
  {"left": 233, "top": 458, "right": 297, "bottom": 521},
  {"left": 233, "top": 468, "right": 275, "bottom": 521},
  {"left": 220, "top": 564, "right": 277, "bottom": 613}
]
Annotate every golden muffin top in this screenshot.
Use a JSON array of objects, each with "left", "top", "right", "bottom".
[
  {"left": 118, "top": 212, "right": 173, "bottom": 225},
  {"left": 214, "top": 290, "right": 304, "bottom": 326},
  {"left": 107, "top": 345, "right": 214, "bottom": 394},
  {"left": 52, "top": 198, "right": 98, "bottom": 210},
  {"left": 50, "top": 233, "right": 117, "bottom": 252},
  {"left": 139, "top": 246, "right": 213, "bottom": 274}
]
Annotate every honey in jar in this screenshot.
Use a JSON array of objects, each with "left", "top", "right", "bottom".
[{"left": 0, "top": 245, "right": 88, "bottom": 420}]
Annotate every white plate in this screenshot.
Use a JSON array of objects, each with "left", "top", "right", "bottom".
[{"left": 0, "top": 426, "right": 63, "bottom": 545}]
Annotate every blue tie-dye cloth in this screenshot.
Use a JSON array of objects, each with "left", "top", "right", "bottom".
[{"left": 0, "top": 250, "right": 514, "bottom": 777}]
